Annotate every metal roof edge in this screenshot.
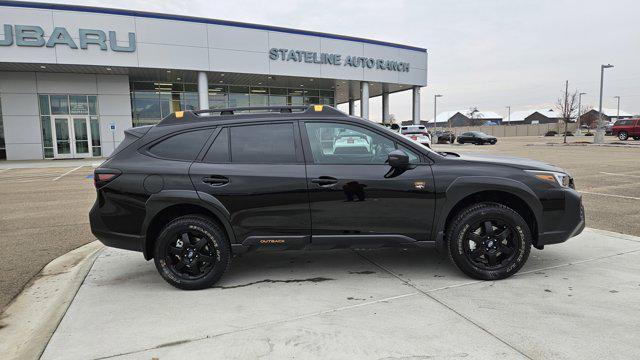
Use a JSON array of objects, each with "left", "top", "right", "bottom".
[{"left": 0, "top": 0, "right": 428, "bottom": 53}]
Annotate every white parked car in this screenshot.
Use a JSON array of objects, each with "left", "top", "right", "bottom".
[{"left": 400, "top": 125, "right": 432, "bottom": 148}]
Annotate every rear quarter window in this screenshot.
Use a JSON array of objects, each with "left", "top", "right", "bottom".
[{"left": 148, "top": 129, "right": 213, "bottom": 161}]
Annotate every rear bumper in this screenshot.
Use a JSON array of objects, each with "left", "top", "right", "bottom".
[
  {"left": 537, "top": 189, "right": 585, "bottom": 245},
  {"left": 90, "top": 201, "right": 143, "bottom": 252}
]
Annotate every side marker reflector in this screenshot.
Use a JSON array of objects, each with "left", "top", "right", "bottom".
[
  {"left": 175, "top": 111, "right": 184, "bottom": 118},
  {"left": 313, "top": 105, "right": 323, "bottom": 112}
]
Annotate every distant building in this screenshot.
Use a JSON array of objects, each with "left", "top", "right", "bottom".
[
  {"left": 506, "top": 109, "right": 560, "bottom": 125},
  {"left": 429, "top": 109, "right": 503, "bottom": 127},
  {"left": 578, "top": 108, "right": 633, "bottom": 128}
]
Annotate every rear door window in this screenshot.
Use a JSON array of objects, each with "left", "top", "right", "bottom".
[
  {"left": 230, "top": 123, "right": 297, "bottom": 163},
  {"left": 148, "top": 129, "right": 212, "bottom": 161}
]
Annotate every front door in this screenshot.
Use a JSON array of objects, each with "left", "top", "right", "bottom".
[
  {"left": 52, "top": 116, "right": 92, "bottom": 158},
  {"left": 301, "top": 121, "right": 436, "bottom": 247}
]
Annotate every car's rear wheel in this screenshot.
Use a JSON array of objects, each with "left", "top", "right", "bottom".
[
  {"left": 618, "top": 131, "right": 628, "bottom": 140},
  {"left": 447, "top": 203, "right": 531, "bottom": 280},
  {"left": 154, "top": 215, "right": 230, "bottom": 290}
]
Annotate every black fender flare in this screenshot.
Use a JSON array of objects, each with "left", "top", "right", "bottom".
[
  {"left": 140, "top": 190, "right": 236, "bottom": 260},
  {"left": 432, "top": 176, "right": 543, "bottom": 252}
]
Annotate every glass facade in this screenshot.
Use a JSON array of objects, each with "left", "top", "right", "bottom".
[
  {"left": 38, "top": 94, "right": 101, "bottom": 158},
  {"left": 130, "top": 81, "right": 335, "bottom": 127}
]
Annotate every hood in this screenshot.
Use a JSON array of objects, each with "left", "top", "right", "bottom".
[{"left": 456, "top": 153, "right": 565, "bottom": 172}]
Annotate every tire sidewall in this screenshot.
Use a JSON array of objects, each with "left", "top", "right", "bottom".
[
  {"left": 154, "top": 216, "right": 230, "bottom": 290},
  {"left": 449, "top": 204, "right": 531, "bottom": 280}
]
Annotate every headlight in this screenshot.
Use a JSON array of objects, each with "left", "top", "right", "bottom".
[{"left": 526, "top": 170, "right": 571, "bottom": 188}]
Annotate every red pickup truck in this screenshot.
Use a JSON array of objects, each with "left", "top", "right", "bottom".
[{"left": 612, "top": 118, "right": 640, "bottom": 140}]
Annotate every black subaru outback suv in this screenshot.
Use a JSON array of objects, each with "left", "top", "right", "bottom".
[{"left": 90, "top": 105, "right": 584, "bottom": 290}]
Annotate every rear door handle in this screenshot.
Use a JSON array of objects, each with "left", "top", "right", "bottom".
[
  {"left": 202, "top": 175, "right": 229, "bottom": 186},
  {"left": 311, "top": 176, "right": 338, "bottom": 187}
]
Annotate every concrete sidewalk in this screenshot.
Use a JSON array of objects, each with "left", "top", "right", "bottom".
[{"left": 42, "top": 228, "right": 640, "bottom": 360}]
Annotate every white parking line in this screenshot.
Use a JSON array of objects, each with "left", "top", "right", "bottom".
[
  {"left": 52, "top": 165, "right": 83, "bottom": 181},
  {"left": 581, "top": 191, "right": 640, "bottom": 201},
  {"left": 600, "top": 172, "right": 640, "bottom": 178}
]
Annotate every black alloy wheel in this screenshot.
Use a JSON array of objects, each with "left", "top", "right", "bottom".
[
  {"left": 166, "top": 230, "right": 216, "bottom": 280},
  {"left": 154, "top": 215, "right": 230, "bottom": 290},
  {"left": 447, "top": 202, "right": 531, "bottom": 280},
  {"left": 463, "top": 219, "right": 517, "bottom": 269}
]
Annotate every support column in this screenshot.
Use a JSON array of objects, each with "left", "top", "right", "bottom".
[
  {"left": 382, "top": 91, "right": 390, "bottom": 124},
  {"left": 348, "top": 98, "right": 355, "bottom": 115},
  {"left": 412, "top": 86, "right": 421, "bottom": 125},
  {"left": 197, "top": 71, "right": 209, "bottom": 110},
  {"left": 360, "top": 82, "right": 369, "bottom": 119}
]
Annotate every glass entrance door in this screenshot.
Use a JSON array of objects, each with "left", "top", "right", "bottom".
[
  {"left": 72, "top": 117, "right": 91, "bottom": 157},
  {"left": 53, "top": 117, "right": 72, "bottom": 158},
  {"left": 51, "top": 116, "right": 93, "bottom": 158}
]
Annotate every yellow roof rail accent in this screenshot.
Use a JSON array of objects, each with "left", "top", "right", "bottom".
[
  {"left": 313, "top": 105, "right": 323, "bottom": 112},
  {"left": 175, "top": 111, "right": 184, "bottom": 119}
]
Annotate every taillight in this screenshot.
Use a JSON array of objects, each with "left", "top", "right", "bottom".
[{"left": 94, "top": 169, "right": 121, "bottom": 188}]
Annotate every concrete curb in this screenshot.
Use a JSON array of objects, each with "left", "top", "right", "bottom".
[{"left": 0, "top": 241, "right": 104, "bottom": 360}]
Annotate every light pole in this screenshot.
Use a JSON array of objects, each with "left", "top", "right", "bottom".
[
  {"left": 433, "top": 94, "right": 442, "bottom": 131},
  {"left": 614, "top": 95, "right": 620, "bottom": 122},
  {"left": 576, "top": 92, "right": 586, "bottom": 135},
  {"left": 595, "top": 64, "right": 614, "bottom": 143},
  {"left": 506, "top": 106, "right": 511, "bottom": 126}
]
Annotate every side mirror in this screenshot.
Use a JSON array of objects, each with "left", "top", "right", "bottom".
[{"left": 387, "top": 149, "right": 409, "bottom": 169}]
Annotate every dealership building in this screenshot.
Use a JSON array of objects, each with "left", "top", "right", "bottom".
[{"left": 0, "top": 1, "right": 427, "bottom": 160}]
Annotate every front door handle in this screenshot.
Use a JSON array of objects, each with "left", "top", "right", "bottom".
[
  {"left": 202, "top": 175, "right": 229, "bottom": 186},
  {"left": 311, "top": 176, "right": 338, "bottom": 187}
]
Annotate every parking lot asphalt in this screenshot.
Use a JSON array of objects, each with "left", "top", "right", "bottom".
[
  {"left": 41, "top": 228, "right": 640, "bottom": 359},
  {"left": 1, "top": 135, "right": 639, "bottom": 314},
  {"left": 0, "top": 165, "right": 96, "bottom": 312}
]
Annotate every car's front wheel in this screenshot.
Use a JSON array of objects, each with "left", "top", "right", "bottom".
[
  {"left": 618, "top": 131, "right": 628, "bottom": 140},
  {"left": 633, "top": 136, "right": 640, "bottom": 140},
  {"left": 154, "top": 215, "right": 230, "bottom": 290},
  {"left": 447, "top": 203, "right": 531, "bottom": 280}
]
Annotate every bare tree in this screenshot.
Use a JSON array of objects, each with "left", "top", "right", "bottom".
[
  {"left": 388, "top": 113, "right": 396, "bottom": 124},
  {"left": 466, "top": 107, "right": 483, "bottom": 126},
  {"left": 556, "top": 81, "right": 579, "bottom": 143}
]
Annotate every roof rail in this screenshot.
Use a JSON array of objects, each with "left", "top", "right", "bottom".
[
  {"left": 159, "top": 105, "right": 346, "bottom": 125},
  {"left": 193, "top": 105, "right": 308, "bottom": 116}
]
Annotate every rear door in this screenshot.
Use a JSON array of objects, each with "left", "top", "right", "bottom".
[
  {"left": 301, "top": 120, "right": 436, "bottom": 247},
  {"left": 189, "top": 122, "right": 310, "bottom": 248}
]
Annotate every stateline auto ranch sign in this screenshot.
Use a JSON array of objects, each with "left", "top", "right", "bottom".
[
  {"left": 0, "top": 24, "right": 136, "bottom": 52},
  {"left": 269, "top": 48, "right": 410, "bottom": 72}
]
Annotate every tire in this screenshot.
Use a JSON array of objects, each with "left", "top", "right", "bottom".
[
  {"left": 458, "top": 140, "right": 464, "bottom": 144},
  {"left": 633, "top": 136, "right": 640, "bottom": 140},
  {"left": 154, "top": 215, "right": 230, "bottom": 290},
  {"left": 618, "top": 131, "right": 628, "bottom": 141},
  {"left": 447, "top": 202, "right": 531, "bottom": 280}
]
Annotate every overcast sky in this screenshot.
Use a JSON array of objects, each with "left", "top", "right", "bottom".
[{"left": 29, "top": 0, "right": 640, "bottom": 120}]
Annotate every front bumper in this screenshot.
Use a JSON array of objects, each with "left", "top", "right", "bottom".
[{"left": 537, "top": 188, "right": 585, "bottom": 246}]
